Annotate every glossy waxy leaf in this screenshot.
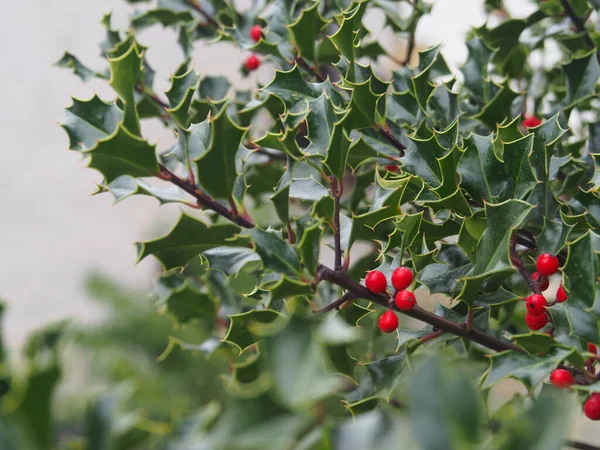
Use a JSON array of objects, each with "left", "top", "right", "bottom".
[
  {"left": 483, "top": 347, "right": 574, "bottom": 391},
  {"left": 161, "top": 281, "right": 217, "bottom": 323},
  {"left": 288, "top": 2, "right": 326, "bottom": 62},
  {"left": 562, "top": 49, "right": 600, "bottom": 109},
  {"left": 165, "top": 68, "right": 200, "bottom": 128},
  {"left": 562, "top": 231, "right": 600, "bottom": 312},
  {"left": 136, "top": 214, "right": 243, "bottom": 270},
  {"left": 223, "top": 309, "right": 284, "bottom": 353},
  {"left": 61, "top": 95, "right": 122, "bottom": 151},
  {"left": 460, "top": 200, "right": 533, "bottom": 303},
  {"left": 250, "top": 228, "right": 301, "bottom": 276},
  {"left": 54, "top": 52, "right": 98, "bottom": 82},
  {"left": 86, "top": 124, "right": 158, "bottom": 183},
  {"left": 195, "top": 108, "right": 248, "bottom": 199}
]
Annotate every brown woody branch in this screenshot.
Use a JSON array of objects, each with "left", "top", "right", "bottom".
[
  {"left": 331, "top": 177, "right": 343, "bottom": 271},
  {"left": 510, "top": 233, "right": 542, "bottom": 295},
  {"left": 185, "top": 0, "right": 219, "bottom": 28},
  {"left": 559, "top": 0, "right": 596, "bottom": 49},
  {"left": 316, "top": 264, "right": 523, "bottom": 353},
  {"left": 157, "top": 164, "right": 255, "bottom": 228}
]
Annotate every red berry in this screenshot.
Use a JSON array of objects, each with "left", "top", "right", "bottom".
[
  {"left": 365, "top": 270, "right": 387, "bottom": 294},
  {"left": 378, "top": 310, "right": 398, "bottom": 333},
  {"left": 249, "top": 25, "right": 263, "bottom": 42},
  {"left": 525, "top": 312, "right": 549, "bottom": 330},
  {"left": 589, "top": 343, "right": 598, "bottom": 354},
  {"left": 384, "top": 165, "right": 400, "bottom": 173},
  {"left": 584, "top": 394, "right": 600, "bottom": 420},
  {"left": 531, "top": 272, "right": 549, "bottom": 291},
  {"left": 245, "top": 55, "right": 260, "bottom": 71},
  {"left": 395, "top": 290, "right": 416, "bottom": 311},
  {"left": 523, "top": 115, "right": 542, "bottom": 128},
  {"left": 550, "top": 368, "right": 574, "bottom": 389},
  {"left": 391, "top": 267, "right": 413, "bottom": 291},
  {"left": 536, "top": 253, "right": 560, "bottom": 276},
  {"left": 556, "top": 284, "right": 568, "bottom": 302},
  {"left": 526, "top": 294, "right": 547, "bottom": 317}
]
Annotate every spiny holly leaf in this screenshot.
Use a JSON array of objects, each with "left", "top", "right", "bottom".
[
  {"left": 502, "top": 134, "right": 538, "bottom": 199},
  {"left": 471, "top": 81, "right": 519, "bottom": 129},
  {"left": 270, "top": 185, "right": 290, "bottom": 225},
  {"left": 136, "top": 214, "right": 243, "bottom": 270},
  {"left": 85, "top": 124, "right": 158, "bottom": 183},
  {"left": 262, "top": 65, "right": 325, "bottom": 114},
  {"left": 511, "top": 333, "right": 560, "bottom": 354},
  {"left": 288, "top": 1, "right": 326, "bottom": 62},
  {"left": 250, "top": 228, "right": 301, "bottom": 276},
  {"left": 269, "top": 277, "right": 313, "bottom": 302},
  {"left": 199, "top": 75, "right": 231, "bottom": 102},
  {"left": 483, "top": 347, "right": 575, "bottom": 391},
  {"left": 298, "top": 220, "right": 323, "bottom": 275},
  {"left": 342, "top": 79, "right": 387, "bottom": 130},
  {"left": 255, "top": 128, "right": 302, "bottom": 160},
  {"left": 562, "top": 231, "right": 600, "bottom": 312},
  {"left": 61, "top": 95, "right": 123, "bottom": 151},
  {"left": 324, "top": 124, "right": 352, "bottom": 179},
  {"left": 561, "top": 303, "right": 599, "bottom": 344},
  {"left": 223, "top": 309, "right": 284, "bottom": 353},
  {"left": 305, "top": 93, "right": 341, "bottom": 156},
  {"left": 54, "top": 52, "right": 99, "bottom": 82},
  {"left": 461, "top": 37, "right": 493, "bottom": 102},
  {"left": 100, "top": 176, "right": 187, "bottom": 204},
  {"left": 386, "top": 91, "right": 419, "bottom": 126},
  {"left": 459, "top": 200, "right": 534, "bottom": 303},
  {"left": 131, "top": 8, "right": 194, "bottom": 29},
  {"left": 195, "top": 108, "right": 248, "bottom": 199},
  {"left": 165, "top": 68, "right": 200, "bottom": 128},
  {"left": 328, "top": 1, "right": 368, "bottom": 64},
  {"left": 203, "top": 247, "right": 262, "bottom": 275},
  {"left": 363, "top": 349, "right": 408, "bottom": 395},
  {"left": 411, "top": 44, "right": 450, "bottom": 111},
  {"left": 457, "top": 133, "right": 508, "bottom": 203},
  {"left": 160, "top": 281, "right": 217, "bottom": 323},
  {"left": 535, "top": 216, "right": 574, "bottom": 255},
  {"left": 401, "top": 135, "right": 450, "bottom": 188},
  {"left": 562, "top": 48, "right": 600, "bottom": 109},
  {"left": 107, "top": 38, "right": 144, "bottom": 135}
]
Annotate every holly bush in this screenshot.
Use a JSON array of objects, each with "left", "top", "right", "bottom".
[{"left": 48, "top": 0, "right": 600, "bottom": 448}]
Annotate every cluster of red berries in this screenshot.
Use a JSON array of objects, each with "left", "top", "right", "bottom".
[
  {"left": 245, "top": 25, "right": 263, "bottom": 72},
  {"left": 549, "top": 343, "right": 600, "bottom": 420},
  {"left": 365, "top": 267, "right": 415, "bottom": 333},
  {"left": 524, "top": 253, "right": 568, "bottom": 331}
]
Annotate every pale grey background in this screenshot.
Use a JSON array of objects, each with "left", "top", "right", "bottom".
[{"left": 1, "top": 0, "right": 596, "bottom": 439}]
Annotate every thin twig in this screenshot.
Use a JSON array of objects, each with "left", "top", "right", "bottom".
[
  {"left": 331, "top": 177, "right": 343, "bottom": 271},
  {"left": 295, "top": 56, "right": 325, "bottom": 82},
  {"left": 185, "top": 0, "right": 219, "bottom": 28},
  {"left": 510, "top": 233, "right": 542, "bottom": 295},
  {"left": 157, "top": 164, "right": 255, "bottom": 228},
  {"left": 313, "top": 292, "right": 355, "bottom": 313},
  {"left": 559, "top": 0, "right": 595, "bottom": 49},
  {"left": 316, "top": 264, "right": 523, "bottom": 353},
  {"left": 420, "top": 329, "right": 445, "bottom": 343},
  {"left": 566, "top": 440, "right": 600, "bottom": 450}
]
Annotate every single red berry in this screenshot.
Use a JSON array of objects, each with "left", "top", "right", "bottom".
[
  {"left": 523, "top": 115, "right": 542, "bottom": 128},
  {"left": 550, "top": 368, "right": 574, "bottom": 389},
  {"left": 525, "top": 312, "right": 549, "bottom": 330},
  {"left": 589, "top": 343, "right": 598, "bottom": 354},
  {"left": 556, "top": 284, "right": 568, "bottom": 302},
  {"left": 378, "top": 310, "right": 398, "bottom": 333},
  {"left": 249, "top": 25, "right": 263, "bottom": 42},
  {"left": 391, "top": 267, "right": 413, "bottom": 291},
  {"left": 526, "top": 294, "right": 547, "bottom": 317},
  {"left": 384, "top": 165, "right": 400, "bottom": 173},
  {"left": 531, "top": 272, "right": 549, "bottom": 291},
  {"left": 584, "top": 394, "right": 600, "bottom": 420},
  {"left": 365, "top": 270, "right": 387, "bottom": 294},
  {"left": 395, "top": 290, "right": 416, "bottom": 311},
  {"left": 536, "top": 253, "right": 560, "bottom": 276},
  {"left": 245, "top": 55, "right": 260, "bottom": 71}
]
